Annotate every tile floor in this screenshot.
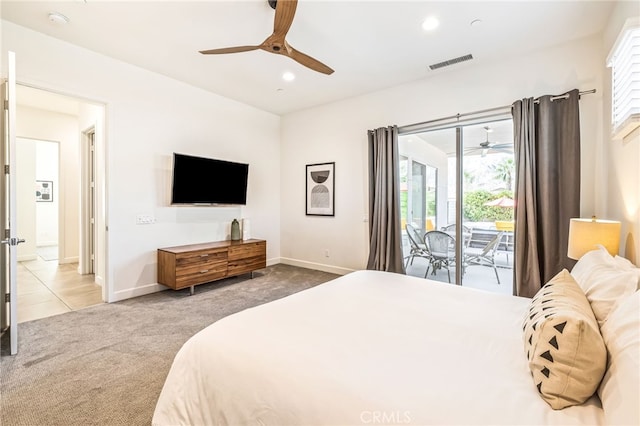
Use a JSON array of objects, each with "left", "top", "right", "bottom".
[{"left": 17, "top": 255, "right": 103, "bottom": 323}]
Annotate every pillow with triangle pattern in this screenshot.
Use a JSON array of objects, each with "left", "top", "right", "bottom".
[{"left": 522, "top": 269, "right": 607, "bottom": 410}]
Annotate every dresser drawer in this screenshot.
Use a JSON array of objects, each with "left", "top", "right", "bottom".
[
  {"left": 176, "top": 248, "right": 227, "bottom": 267},
  {"left": 228, "top": 241, "right": 266, "bottom": 261},
  {"left": 228, "top": 256, "right": 266, "bottom": 277},
  {"left": 175, "top": 263, "right": 228, "bottom": 288}
]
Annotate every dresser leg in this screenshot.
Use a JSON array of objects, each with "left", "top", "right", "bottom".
[{"left": 190, "top": 285, "right": 194, "bottom": 296}]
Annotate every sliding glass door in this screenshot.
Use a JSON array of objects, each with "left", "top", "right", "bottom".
[{"left": 399, "top": 119, "right": 514, "bottom": 294}]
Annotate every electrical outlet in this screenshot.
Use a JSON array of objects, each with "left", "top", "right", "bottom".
[
  {"left": 136, "top": 214, "right": 156, "bottom": 225},
  {"left": 324, "top": 249, "right": 330, "bottom": 257}
]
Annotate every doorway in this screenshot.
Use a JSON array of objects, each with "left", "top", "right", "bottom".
[{"left": 15, "top": 85, "right": 106, "bottom": 322}]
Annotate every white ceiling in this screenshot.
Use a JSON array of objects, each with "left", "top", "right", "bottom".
[{"left": 2, "top": 1, "right": 616, "bottom": 116}]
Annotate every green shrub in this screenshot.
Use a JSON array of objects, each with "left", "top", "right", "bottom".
[{"left": 463, "top": 190, "right": 514, "bottom": 222}]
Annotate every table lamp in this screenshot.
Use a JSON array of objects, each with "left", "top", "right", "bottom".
[{"left": 567, "top": 217, "right": 621, "bottom": 260}]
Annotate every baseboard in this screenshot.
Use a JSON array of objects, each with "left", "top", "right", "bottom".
[
  {"left": 95, "top": 274, "right": 105, "bottom": 287},
  {"left": 17, "top": 254, "right": 37, "bottom": 262},
  {"left": 37, "top": 242, "right": 57, "bottom": 247},
  {"left": 277, "top": 257, "right": 355, "bottom": 275},
  {"left": 59, "top": 256, "right": 79, "bottom": 264},
  {"left": 110, "top": 283, "right": 167, "bottom": 303}
]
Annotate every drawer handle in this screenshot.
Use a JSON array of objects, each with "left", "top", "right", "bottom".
[
  {"left": 200, "top": 270, "right": 209, "bottom": 274},
  {"left": 200, "top": 254, "right": 209, "bottom": 258}
]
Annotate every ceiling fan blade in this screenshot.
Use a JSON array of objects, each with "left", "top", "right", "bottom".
[
  {"left": 286, "top": 43, "right": 334, "bottom": 75},
  {"left": 491, "top": 143, "right": 514, "bottom": 149},
  {"left": 200, "top": 46, "right": 260, "bottom": 55},
  {"left": 493, "top": 148, "right": 514, "bottom": 154},
  {"left": 273, "top": 0, "right": 298, "bottom": 38}
]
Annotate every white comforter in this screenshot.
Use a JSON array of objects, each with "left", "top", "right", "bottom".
[{"left": 153, "top": 270, "right": 604, "bottom": 425}]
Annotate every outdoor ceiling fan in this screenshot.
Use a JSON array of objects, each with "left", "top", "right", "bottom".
[
  {"left": 199, "top": 0, "right": 334, "bottom": 75},
  {"left": 465, "top": 126, "right": 513, "bottom": 157}
]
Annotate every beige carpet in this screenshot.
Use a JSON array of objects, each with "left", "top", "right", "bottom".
[{"left": 0, "top": 264, "right": 338, "bottom": 425}]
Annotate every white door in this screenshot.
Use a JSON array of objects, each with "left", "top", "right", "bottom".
[{"left": 1, "top": 51, "right": 22, "bottom": 355}]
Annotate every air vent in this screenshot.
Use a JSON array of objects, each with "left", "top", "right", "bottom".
[{"left": 429, "top": 54, "right": 473, "bottom": 70}]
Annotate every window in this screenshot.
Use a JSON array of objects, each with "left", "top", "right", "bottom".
[{"left": 607, "top": 19, "right": 640, "bottom": 138}]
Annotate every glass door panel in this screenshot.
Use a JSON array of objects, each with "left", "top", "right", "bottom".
[
  {"left": 399, "top": 129, "right": 456, "bottom": 283},
  {"left": 461, "top": 121, "right": 514, "bottom": 292}
]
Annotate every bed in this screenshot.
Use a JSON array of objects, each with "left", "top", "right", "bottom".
[{"left": 153, "top": 247, "right": 639, "bottom": 425}]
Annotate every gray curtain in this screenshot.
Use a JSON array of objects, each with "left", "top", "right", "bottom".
[
  {"left": 367, "top": 126, "right": 405, "bottom": 273},
  {"left": 512, "top": 89, "right": 581, "bottom": 298}
]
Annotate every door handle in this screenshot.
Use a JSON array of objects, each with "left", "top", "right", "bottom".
[{"left": 0, "top": 237, "right": 26, "bottom": 246}]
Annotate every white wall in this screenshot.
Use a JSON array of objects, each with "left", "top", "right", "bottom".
[
  {"left": 281, "top": 34, "right": 604, "bottom": 273},
  {"left": 602, "top": 3, "right": 640, "bottom": 265},
  {"left": 2, "top": 21, "right": 281, "bottom": 301},
  {"left": 16, "top": 106, "right": 78, "bottom": 263}
]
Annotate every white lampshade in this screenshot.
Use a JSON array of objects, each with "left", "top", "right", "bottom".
[{"left": 567, "top": 217, "right": 621, "bottom": 260}]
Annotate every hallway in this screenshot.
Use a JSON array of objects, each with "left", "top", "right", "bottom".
[{"left": 17, "top": 253, "right": 103, "bottom": 323}]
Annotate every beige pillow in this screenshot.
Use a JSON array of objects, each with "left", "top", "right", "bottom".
[
  {"left": 598, "top": 291, "right": 640, "bottom": 426},
  {"left": 523, "top": 269, "right": 607, "bottom": 410}
]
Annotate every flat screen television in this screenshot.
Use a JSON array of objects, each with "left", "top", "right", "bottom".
[{"left": 171, "top": 153, "right": 249, "bottom": 205}]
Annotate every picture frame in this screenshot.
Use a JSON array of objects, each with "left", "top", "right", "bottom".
[
  {"left": 36, "top": 180, "right": 53, "bottom": 202},
  {"left": 306, "top": 162, "right": 335, "bottom": 216}
]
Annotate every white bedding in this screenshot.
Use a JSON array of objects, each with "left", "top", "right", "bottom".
[{"left": 153, "top": 270, "right": 604, "bottom": 425}]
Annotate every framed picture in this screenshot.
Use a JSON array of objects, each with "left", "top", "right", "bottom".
[
  {"left": 36, "top": 180, "right": 53, "bottom": 202},
  {"left": 306, "top": 162, "right": 335, "bottom": 216}
]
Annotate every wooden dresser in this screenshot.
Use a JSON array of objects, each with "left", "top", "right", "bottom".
[{"left": 157, "top": 239, "right": 266, "bottom": 294}]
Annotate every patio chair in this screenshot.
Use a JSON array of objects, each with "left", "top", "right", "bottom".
[
  {"left": 404, "top": 224, "right": 431, "bottom": 268},
  {"left": 442, "top": 223, "right": 473, "bottom": 248},
  {"left": 463, "top": 231, "right": 504, "bottom": 284},
  {"left": 424, "top": 230, "right": 456, "bottom": 283},
  {"left": 442, "top": 223, "right": 472, "bottom": 233}
]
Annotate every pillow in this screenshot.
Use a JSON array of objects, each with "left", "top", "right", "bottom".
[
  {"left": 614, "top": 255, "right": 640, "bottom": 287},
  {"left": 570, "top": 246, "right": 639, "bottom": 325},
  {"left": 598, "top": 291, "right": 640, "bottom": 426},
  {"left": 523, "top": 269, "right": 607, "bottom": 410}
]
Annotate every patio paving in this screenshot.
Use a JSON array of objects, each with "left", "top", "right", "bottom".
[{"left": 404, "top": 249, "right": 514, "bottom": 296}]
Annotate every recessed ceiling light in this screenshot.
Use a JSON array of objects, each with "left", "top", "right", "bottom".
[
  {"left": 282, "top": 72, "right": 295, "bottom": 82},
  {"left": 470, "top": 19, "right": 483, "bottom": 28},
  {"left": 421, "top": 16, "right": 439, "bottom": 32},
  {"left": 48, "top": 12, "right": 70, "bottom": 24}
]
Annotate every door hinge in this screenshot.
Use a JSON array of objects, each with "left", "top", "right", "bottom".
[
  {"left": 5, "top": 294, "right": 10, "bottom": 303},
  {"left": 4, "top": 229, "right": 8, "bottom": 238},
  {"left": 3, "top": 100, "right": 8, "bottom": 111},
  {"left": 3, "top": 165, "right": 8, "bottom": 174}
]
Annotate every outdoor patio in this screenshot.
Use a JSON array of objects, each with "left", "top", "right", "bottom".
[{"left": 403, "top": 237, "right": 514, "bottom": 296}]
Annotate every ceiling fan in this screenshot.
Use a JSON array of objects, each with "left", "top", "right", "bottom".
[
  {"left": 199, "top": 0, "right": 334, "bottom": 75},
  {"left": 465, "top": 126, "right": 513, "bottom": 157}
]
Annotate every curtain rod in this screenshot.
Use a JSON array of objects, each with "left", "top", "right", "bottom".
[
  {"left": 537, "top": 88, "right": 596, "bottom": 104},
  {"left": 398, "top": 89, "right": 596, "bottom": 134}
]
